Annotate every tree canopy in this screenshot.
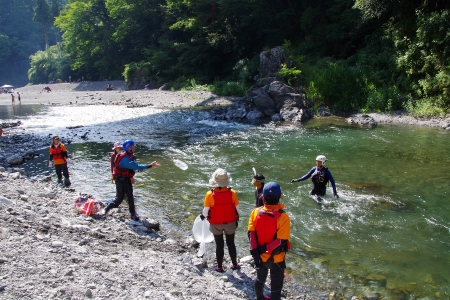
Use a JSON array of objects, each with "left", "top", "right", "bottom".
[{"left": 2, "top": 0, "right": 449, "bottom": 115}]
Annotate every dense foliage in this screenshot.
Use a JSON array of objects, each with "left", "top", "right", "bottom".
[
  {"left": 2, "top": 0, "right": 449, "bottom": 115},
  {"left": 0, "top": 0, "right": 66, "bottom": 86}
]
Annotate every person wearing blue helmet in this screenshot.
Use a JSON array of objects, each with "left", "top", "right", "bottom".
[{"left": 102, "top": 140, "right": 160, "bottom": 221}]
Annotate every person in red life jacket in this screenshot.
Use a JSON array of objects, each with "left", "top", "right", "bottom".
[
  {"left": 110, "top": 141, "right": 122, "bottom": 181},
  {"left": 49, "top": 136, "right": 71, "bottom": 186},
  {"left": 252, "top": 174, "right": 265, "bottom": 207},
  {"left": 102, "top": 140, "right": 160, "bottom": 221},
  {"left": 200, "top": 168, "right": 240, "bottom": 272},
  {"left": 248, "top": 181, "right": 291, "bottom": 300},
  {"left": 291, "top": 155, "right": 339, "bottom": 198}
]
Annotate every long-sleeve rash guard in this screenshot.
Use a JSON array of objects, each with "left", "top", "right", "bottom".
[
  {"left": 118, "top": 155, "right": 150, "bottom": 171},
  {"left": 296, "top": 167, "right": 337, "bottom": 194}
]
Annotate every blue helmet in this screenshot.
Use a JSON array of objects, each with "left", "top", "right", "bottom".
[{"left": 122, "top": 140, "right": 134, "bottom": 152}]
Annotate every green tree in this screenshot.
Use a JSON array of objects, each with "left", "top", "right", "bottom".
[
  {"left": 28, "top": 43, "right": 71, "bottom": 83},
  {"left": 33, "top": 0, "right": 53, "bottom": 47}
]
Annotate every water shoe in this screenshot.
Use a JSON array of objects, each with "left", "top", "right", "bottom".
[{"left": 214, "top": 266, "right": 224, "bottom": 273}]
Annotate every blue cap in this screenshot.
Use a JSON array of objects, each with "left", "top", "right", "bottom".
[{"left": 263, "top": 182, "right": 282, "bottom": 199}]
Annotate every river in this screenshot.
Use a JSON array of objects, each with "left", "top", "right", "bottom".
[{"left": 2, "top": 104, "right": 449, "bottom": 299}]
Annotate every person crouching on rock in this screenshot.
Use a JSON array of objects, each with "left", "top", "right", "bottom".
[
  {"left": 248, "top": 182, "right": 291, "bottom": 300},
  {"left": 200, "top": 168, "right": 240, "bottom": 272},
  {"left": 110, "top": 141, "right": 122, "bottom": 182},
  {"left": 49, "top": 136, "right": 71, "bottom": 186},
  {"left": 103, "top": 140, "right": 160, "bottom": 221}
]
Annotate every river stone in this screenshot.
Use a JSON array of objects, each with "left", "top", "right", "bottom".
[
  {"left": 141, "top": 219, "right": 160, "bottom": 229},
  {"left": 9, "top": 172, "right": 20, "bottom": 179},
  {"left": 6, "top": 154, "right": 23, "bottom": 165},
  {"left": 0, "top": 196, "right": 14, "bottom": 207},
  {"left": 246, "top": 110, "right": 264, "bottom": 120},
  {"left": 51, "top": 241, "right": 64, "bottom": 247}
]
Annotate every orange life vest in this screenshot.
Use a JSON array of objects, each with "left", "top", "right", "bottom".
[
  {"left": 50, "top": 144, "right": 67, "bottom": 164},
  {"left": 208, "top": 188, "right": 237, "bottom": 224},
  {"left": 113, "top": 151, "right": 136, "bottom": 178}
]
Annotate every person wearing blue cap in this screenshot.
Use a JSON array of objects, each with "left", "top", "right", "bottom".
[
  {"left": 248, "top": 182, "right": 291, "bottom": 300},
  {"left": 102, "top": 140, "right": 160, "bottom": 221}
]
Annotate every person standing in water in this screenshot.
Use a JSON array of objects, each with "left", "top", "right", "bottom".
[
  {"left": 248, "top": 181, "right": 291, "bottom": 300},
  {"left": 49, "top": 136, "right": 71, "bottom": 186},
  {"left": 17, "top": 92, "right": 21, "bottom": 104},
  {"left": 103, "top": 140, "right": 160, "bottom": 221},
  {"left": 291, "top": 155, "right": 339, "bottom": 198},
  {"left": 11, "top": 93, "right": 15, "bottom": 105},
  {"left": 200, "top": 168, "right": 240, "bottom": 272},
  {"left": 252, "top": 174, "right": 265, "bottom": 207}
]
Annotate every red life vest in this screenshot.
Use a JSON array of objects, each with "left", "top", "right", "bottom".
[
  {"left": 110, "top": 152, "right": 117, "bottom": 174},
  {"left": 255, "top": 208, "right": 284, "bottom": 246},
  {"left": 51, "top": 145, "right": 63, "bottom": 160},
  {"left": 208, "top": 189, "right": 237, "bottom": 224},
  {"left": 113, "top": 151, "right": 136, "bottom": 178}
]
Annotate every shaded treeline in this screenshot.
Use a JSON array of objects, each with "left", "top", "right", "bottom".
[{"left": 2, "top": 0, "right": 449, "bottom": 115}]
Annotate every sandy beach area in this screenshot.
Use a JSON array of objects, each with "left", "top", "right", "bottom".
[{"left": 1, "top": 81, "right": 237, "bottom": 108}]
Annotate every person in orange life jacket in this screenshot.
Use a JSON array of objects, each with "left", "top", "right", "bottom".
[
  {"left": 291, "top": 155, "right": 339, "bottom": 198},
  {"left": 49, "top": 136, "right": 71, "bottom": 186},
  {"left": 110, "top": 142, "right": 122, "bottom": 181},
  {"left": 200, "top": 168, "right": 240, "bottom": 272},
  {"left": 248, "top": 182, "right": 291, "bottom": 300},
  {"left": 253, "top": 174, "right": 265, "bottom": 207},
  {"left": 103, "top": 140, "right": 160, "bottom": 221}
]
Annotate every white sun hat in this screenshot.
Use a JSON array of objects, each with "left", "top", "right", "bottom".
[{"left": 209, "top": 168, "right": 232, "bottom": 187}]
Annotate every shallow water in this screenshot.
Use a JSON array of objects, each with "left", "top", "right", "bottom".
[{"left": 2, "top": 104, "right": 449, "bottom": 298}]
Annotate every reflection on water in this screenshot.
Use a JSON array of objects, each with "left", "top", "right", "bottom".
[{"left": 3, "top": 105, "right": 449, "bottom": 298}]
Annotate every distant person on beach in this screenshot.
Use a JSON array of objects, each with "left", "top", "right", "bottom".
[
  {"left": 42, "top": 86, "right": 52, "bottom": 93},
  {"left": 248, "top": 181, "right": 291, "bottom": 300},
  {"left": 252, "top": 174, "right": 265, "bottom": 207},
  {"left": 291, "top": 155, "right": 339, "bottom": 198},
  {"left": 200, "top": 168, "right": 240, "bottom": 272},
  {"left": 110, "top": 141, "right": 122, "bottom": 181},
  {"left": 11, "top": 93, "right": 15, "bottom": 104},
  {"left": 102, "top": 140, "right": 160, "bottom": 221},
  {"left": 49, "top": 136, "right": 71, "bottom": 186},
  {"left": 17, "top": 92, "right": 21, "bottom": 104}
]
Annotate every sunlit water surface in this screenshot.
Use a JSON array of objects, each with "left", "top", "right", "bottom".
[{"left": 1, "top": 104, "right": 449, "bottom": 299}]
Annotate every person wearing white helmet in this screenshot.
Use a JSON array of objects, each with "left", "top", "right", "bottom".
[{"left": 291, "top": 155, "right": 339, "bottom": 198}]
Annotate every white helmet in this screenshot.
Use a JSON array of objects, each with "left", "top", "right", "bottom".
[{"left": 316, "top": 155, "right": 327, "bottom": 164}]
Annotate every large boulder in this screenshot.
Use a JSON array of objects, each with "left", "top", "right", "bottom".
[
  {"left": 209, "top": 47, "right": 313, "bottom": 123},
  {"left": 258, "top": 47, "right": 292, "bottom": 79}
]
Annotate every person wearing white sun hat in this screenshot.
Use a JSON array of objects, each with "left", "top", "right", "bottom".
[{"left": 200, "top": 168, "right": 240, "bottom": 273}]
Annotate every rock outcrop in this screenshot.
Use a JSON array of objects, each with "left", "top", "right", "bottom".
[{"left": 209, "top": 48, "right": 314, "bottom": 123}]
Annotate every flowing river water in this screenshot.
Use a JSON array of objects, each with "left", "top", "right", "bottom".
[{"left": 1, "top": 104, "right": 449, "bottom": 299}]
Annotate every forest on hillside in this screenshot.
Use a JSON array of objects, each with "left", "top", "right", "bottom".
[{"left": 1, "top": 0, "right": 449, "bottom": 116}]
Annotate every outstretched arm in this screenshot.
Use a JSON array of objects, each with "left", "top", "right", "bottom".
[{"left": 292, "top": 167, "right": 315, "bottom": 182}]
